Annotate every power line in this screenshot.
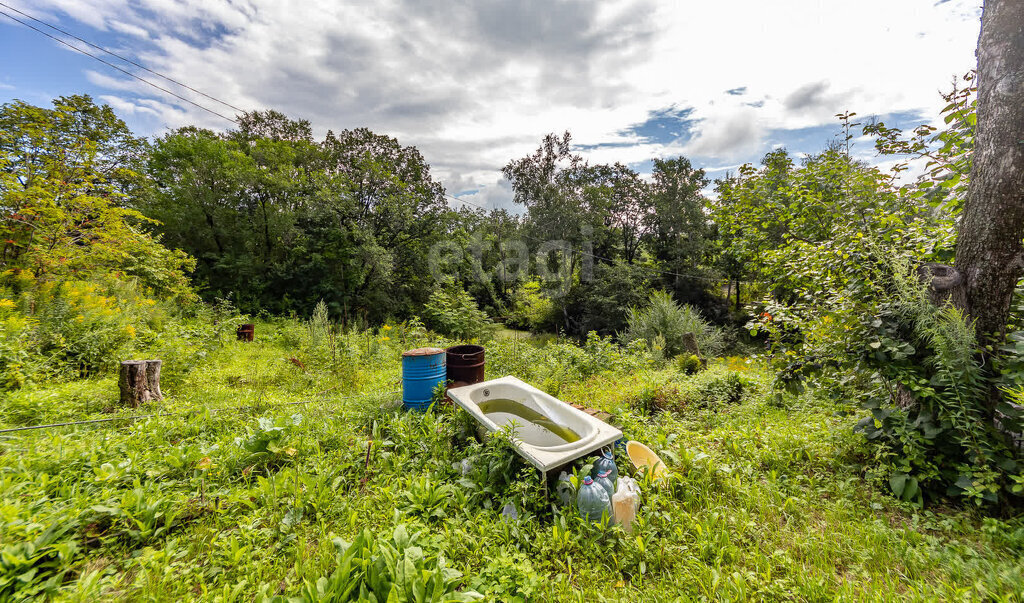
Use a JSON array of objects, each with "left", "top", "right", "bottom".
[
  {"left": 0, "top": 1, "right": 246, "bottom": 114},
  {"left": 0, "top": 8, "right": 238, "bottom": 125},
  {"left": 444, "top": 192, "right": 735, "bottom": 284}
]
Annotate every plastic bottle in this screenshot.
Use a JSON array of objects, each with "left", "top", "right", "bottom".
[
  {"left": 576, "top": 476, "right": 611, "bottom": 522},
  {"left": 594, "top": 469, "right": 616, "bottom": 505},
  {"left": 612, "top": 476, "right": 641, "bottom": 533},
  {"left": 593, "top": 449, "right": 618, "bottom": 485},
  {"left": 555, "top": 471, "right": 575, "bottom": 506},
  {"left": 501, "top": 502, "right": 519, "bottom": 522}
]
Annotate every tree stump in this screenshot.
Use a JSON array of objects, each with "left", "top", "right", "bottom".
[
  {"left": 681, "top": 332, "right": 707, "bottom": 368},
  {"left": 119, "top": 359, "right": 163, "bottom": 408},
  {"left": 681, "top": 332, "right": 701, "bottom": 356}
]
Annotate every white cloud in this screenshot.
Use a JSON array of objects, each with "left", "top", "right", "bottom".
[
  {"left": 108, "top": 20, "right": 150, "bottom": 39},
  {"left": 11, "top": 0, "right": 983, "bottom": 207},
  {"left": 684, "top": 110, "right": 763, "bottom": 159}
]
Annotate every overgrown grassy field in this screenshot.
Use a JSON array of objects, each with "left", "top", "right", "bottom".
[{"left": 2, "top": 320, "right": 1022, "bottom": 601}]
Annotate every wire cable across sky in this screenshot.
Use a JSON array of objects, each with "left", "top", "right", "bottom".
[
  {"left": 0, "top": 4, "right": 240, "bottom": 124},
  {"left": 0, "top": 1, "right": 246, "bottom": 115}
]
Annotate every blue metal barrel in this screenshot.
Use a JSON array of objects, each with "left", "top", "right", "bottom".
[{"left": 401, "top": 347, "right": 447, "bottom": 411}]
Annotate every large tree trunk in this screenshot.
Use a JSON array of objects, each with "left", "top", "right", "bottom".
[{"left": 953, "top": 0, "right": 1024, "bottom": 347}]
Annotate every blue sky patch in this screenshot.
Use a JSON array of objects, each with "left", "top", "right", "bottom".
[{"left": 621, "top": 106, "right": 699, "bottom": 144}]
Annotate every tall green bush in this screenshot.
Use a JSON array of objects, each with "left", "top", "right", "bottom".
[
  {"left": 757, "top": 242, "right": 1023, "bottom": 505},
  {"left": 422, "top": 288, "right": 496, "bottom": 340},
  {"left": 623, "top": 290, "right": 724, "bottom": 358},
  {"left": 506, "top": 281, "right": 558, "bottom": 332},
  {"left": 564, "top": 260, "right": 652, "bottom": 336}
]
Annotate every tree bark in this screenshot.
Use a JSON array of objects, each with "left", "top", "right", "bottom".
[
  {"left": 145, "top": 360, "right": 163, "bottom": 401},
  {"left": 119, "top": 359, "right": 164, "bottom": 408},
  {"left": 917, "top": 263, "right": 965, "bottom": 307},
  {"left": 953, "top": 0, "right": 1024, "bottom": 346}
]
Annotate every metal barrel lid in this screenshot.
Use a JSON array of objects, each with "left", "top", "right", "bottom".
[
  {"left": 446, "top": 344, "right": 485, "bottom": 360},
  {"left": 402, "top": 347, "right": 445, "bottom": 357}
]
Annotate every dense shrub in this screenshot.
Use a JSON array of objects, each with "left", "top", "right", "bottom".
[
  {"left": 486, "top": 331, "right": 653, "bottom": 394},
  {"left": 0, "top": 277, "right": 160, "bottom": 384},
  {"left": 422, "top": 287, "right": 497, "bottom": 340},
  {"left": 0, "top": 272, "right": 242, "bottom": 393},
  {"left": 629, "top": 365, "right": 751, "bottom": 414},
  {"left": 623, "top": 290, "right": 725, "bottom": 358},
  {"left": 563, "top": 260, "right": 652, "bottom": 336},
  {"left": 759, "top": 250, "right": 1024, "bottom": 506},
  {"left": 506, "top": 281, "right": 558, "bottom": 332},
  {"left": 676, "top": 353, "right": 703, "bottom": 374}
]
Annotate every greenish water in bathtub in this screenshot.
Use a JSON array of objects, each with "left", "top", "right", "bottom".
[{"left": 477, "top": 398, "right": 582, "bottom": 443}]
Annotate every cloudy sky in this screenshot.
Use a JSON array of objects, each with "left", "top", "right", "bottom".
[{"left": 0, "top": 0, "right": 982, "bottom": 208}]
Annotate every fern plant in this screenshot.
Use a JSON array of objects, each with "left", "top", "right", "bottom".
[{"left": 857, "top": 260, "right": 1021, "bottom": 505}]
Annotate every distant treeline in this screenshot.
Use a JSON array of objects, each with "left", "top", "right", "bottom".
[{"left": 2, "top": 94, "right": 923, "bottom": 339}]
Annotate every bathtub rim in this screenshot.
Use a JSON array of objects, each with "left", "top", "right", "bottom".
[{"left": 447, "top": 375, "right": 623, "bottom": 472}]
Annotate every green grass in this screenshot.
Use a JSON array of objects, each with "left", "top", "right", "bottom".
[{"left": 1, "top": 321, "right": 1022, "bottom": 601}]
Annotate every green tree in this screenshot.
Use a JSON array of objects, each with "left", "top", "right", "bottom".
[
  {"left": 603, "top": 163, "right": 649, "bottom": 265},
  {"left": 502, "top": 132, "right": 612, "bottom": 253},
  {"left": 564, "top": 260, "right": 651, "bottom": 336},
  {"left": 647, "top": 157, "right": 709, "bottom": 273},
  {"left": 502, "top": 133, "right": 630, "bottom": 331},
  {"left": 147, "top": 114, "right": 449, "bottom": 320},
  {"left": 146, "top": 126, "right": 269, "bottom": 306},
  {"left": 318, "top": 127, "right": 449, "bottom": 319},
  {"left": 0, "top": 96, "right": 193, "bottom": 298}
]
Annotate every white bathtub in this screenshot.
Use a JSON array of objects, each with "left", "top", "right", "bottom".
[{"left": 447, "top": 376, "right": 622, "bottom": 473}]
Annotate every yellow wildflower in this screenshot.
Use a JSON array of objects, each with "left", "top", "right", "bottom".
[
  {"left": 125, "top": 325, "right": 136, "bottom": 338},
  {"left": 75, "top": 314, "right": 85, "bottom": 322},
  {"left": 382, "top": 324, "right": 392, "bottom": 331},
  {"left": 381, "top": 336, "right": 391, "bottom": 341},
  {"left": 0, "top": 299, "right": 14, "bottom": 310}
]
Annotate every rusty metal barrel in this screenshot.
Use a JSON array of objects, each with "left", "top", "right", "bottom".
[
  {"left": 236, "top": 324, "right": 255, "bottom": 342},
  {"left": 446, "top": 344, "right": 485, "bottom": 387}
]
